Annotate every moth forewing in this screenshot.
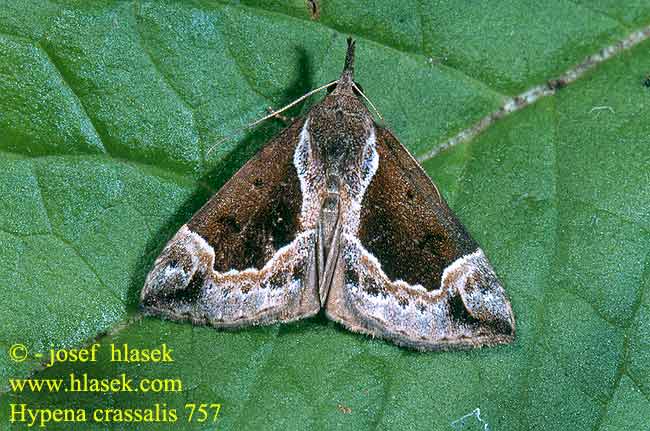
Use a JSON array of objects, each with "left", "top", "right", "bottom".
[{"left": 140, "top": 119, "right": 321, "bottom": 327}]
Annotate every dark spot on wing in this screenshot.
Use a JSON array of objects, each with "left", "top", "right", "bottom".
[
  {"left": 267, "top": 271, "right": 285, "bottom": 289},
  {"left": 406, "top": 189, "right": 415, "bottom": 201},
  {"left": 292, "top": 263, "right": 305, "bottom": 281},
  {"left": 345, "top": 267, "right": 359, "bottom": 286},
  {"left": 363, "top": 276, "right": 381, "bottom": 296},
  {"left": 168, "top": 271, "right": 204, "bottom": 305},
  {"left": 448, "top": 294, "right": 477, "bottom": 325}
]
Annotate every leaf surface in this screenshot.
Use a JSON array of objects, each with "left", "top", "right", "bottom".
[{"left": 1, "top": 1, "right": 649, "bottom": 430}]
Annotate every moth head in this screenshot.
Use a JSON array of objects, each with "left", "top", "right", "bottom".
[
  {"left": 329, "top": 37, "right": 363, "bottom": 97},
  {"left": 324, "top": 38, "right": 382, "bottom": 122},
  {"left": 315, "top": 41, "right": 370, "bottom": 120},
  {"left": 327, "top": 80, "right": 365, "bottom": 96}
]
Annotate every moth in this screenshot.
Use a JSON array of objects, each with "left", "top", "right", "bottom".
[{"left": 141, "top": 39, "right": 515, "bottom": 350}]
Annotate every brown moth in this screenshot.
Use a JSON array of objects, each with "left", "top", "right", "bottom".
[{"left": 141, "top": 39, "right": 515, "bottom": 350}]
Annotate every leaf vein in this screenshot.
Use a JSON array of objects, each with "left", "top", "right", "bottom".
[
  {"left": 418, "top": 23, "right": 650, "bottom": 162},
  {"left": 34, "top": 41, "right": 110, "bottom": 155},
  {"left": 591, "top": 251, "right": 650, "bottom": 430},
  {"left": 132, "top": 0, "right": 204, "bottom": 167}
]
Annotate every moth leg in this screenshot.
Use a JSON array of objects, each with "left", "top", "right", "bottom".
[
  {"left": 266, "top": 106, "right": 293, "bottom": 125},
  {"left": 317, "top": 188, "right": 342, "bottom": 305},
  {"left": 141, "top": 225, "right": 321, "bottom": 328},
  {"left": 325, "top": 236, "right": 515, "bottom": 350}
]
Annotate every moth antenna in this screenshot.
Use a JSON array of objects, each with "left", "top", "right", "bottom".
[
  {"left": 353, "top": 82, "right": 384, "bottom": 121},
  {"left": 206, "top": 80, "right": 338, "bottom": 156},
  {"left": 246, "top": 80, "right": 338, "bottom": 129}
]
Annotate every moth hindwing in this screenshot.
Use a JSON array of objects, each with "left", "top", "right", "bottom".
[{"left": 141, "top": 38, "right": 515, "bottom": 350}]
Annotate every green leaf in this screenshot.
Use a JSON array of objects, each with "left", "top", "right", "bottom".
[{"left": 1, "top": 1, "right": 649, "bottom": 430}]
